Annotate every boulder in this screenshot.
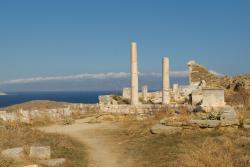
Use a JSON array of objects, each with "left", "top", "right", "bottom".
[
  {"left": 151, "top": 124, "right": 182, "bottom": 135},
  {"left": 38, "top": 158, "right": 66, "bottom": 167},
  {"left": 29, "top": 146, "right": 51, "bottom": 159},
  {"left": 1, "top": 147, "right": 25, "bottom": 160}
]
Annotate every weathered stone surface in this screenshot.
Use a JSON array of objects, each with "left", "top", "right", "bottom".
[
  {"left": 38, "top": 158, "right": 66, "bottom": 167},
  {"left": 29, "top": 146, "right": 51, "bottom": 159},
  {"left": 122, "top": 87, "right": 131, "bottom": 99},
  {"left": 160, "top": 116, "right": 182, "bottom": 127},
  {"left": 23, "top": 165, "right": 40, "bottom": 167},
  {"left": 243, "top": 124, "right": 250, "bottom": 129},
  {"left": 188, "top": 119, "right": 221, "bottom": 128},
  {"left": 131, "top": 42, "right": 139, "bottom": 105},
  {"left": 162, "top": 57, "right": 170, "bottom": 104},
  {"left": 202, "top": 88, "right": 225, "bottom": 107},
  {"left": 235, "top": 137, "right": 250, "bottom": 146},
  {"left": 244, "top": 119, "right": 250, "bottom": 125},
  {"left": 187, "top": 60, "right": 250, "bottom": 105},
  {"left": 1, "top": 147, "right": 24, "bottom": 160},
  {"left": 192, "top": 90, "right": 203, "bottom": 105},
  {"left": 220, "top": 109, "right": 239, "bottom": 126},
  {"left": 151, "top": 124, "right": 182, "bottom": 135}
]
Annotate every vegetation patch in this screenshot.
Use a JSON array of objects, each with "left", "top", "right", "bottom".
[{"left": 0, "top": 123, "right": 88, "bottom": 167}]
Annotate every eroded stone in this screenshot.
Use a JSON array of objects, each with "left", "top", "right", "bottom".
[
  {"left": 38, "top": 158, "right": 66, "bottom": 167},
  {"left": 29, "top": 146, "right": 51, "bottom": 159},
  {"left": 1, "top": 147, "right": 24, "bottom": 160}
]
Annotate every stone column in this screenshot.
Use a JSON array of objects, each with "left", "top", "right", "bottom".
[
  {"left": 131, "top": 42, "right": 139, "bottom": 105},
  {"left": 173, "top": 84, "right": 179, "bottom": 94},
  {"left": 142, "top": 85, "right": 148, "bottom": 101},
  {"left": 162, "top": 57, "right": 170, "bottom": 104}
]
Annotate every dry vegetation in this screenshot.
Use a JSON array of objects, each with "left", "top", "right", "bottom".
[
  {"left": 0, "top": 122, "right": 88, "bottom": 167},
  {"left": 1, "top": 100, "right": 69, "bottom": 112},
  {"left": 99, "top": 111, "right": 250, "bottom": 167}
]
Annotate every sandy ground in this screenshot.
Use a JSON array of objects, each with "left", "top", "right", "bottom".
[{"left": 39, "top": 119, "right": 134, "bottom": 167}]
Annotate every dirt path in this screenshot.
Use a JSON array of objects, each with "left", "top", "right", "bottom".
[{"left": 39, "top": 119, "right": 134, "bottom": 167}]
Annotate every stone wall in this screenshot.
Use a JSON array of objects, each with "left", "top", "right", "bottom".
[
  {"left": 0, "top": 103, "right": 99, "bottom": 124},
  {"left": 99, "top": 104, "right": 168, "bottom": 114},
  {"left": 202, "top": 89, "right": 225, "bottom": 107}
]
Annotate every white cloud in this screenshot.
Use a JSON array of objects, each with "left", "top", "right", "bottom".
[{"left": 0, "top": 71, "right": 189, "bottom": 85}]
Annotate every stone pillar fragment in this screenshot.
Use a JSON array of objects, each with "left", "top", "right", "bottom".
[
  {"left": 142, "top": 85, "right": 148, "bottom": 101},
  {"left": 162, "top": 57, "right": 170, "bottom": 104},
  {"left": 173, "top": 84, "right": 179, "bottom": 94},
  {"left": 131, "top": 42, "right": 139, "bottom": 105}
]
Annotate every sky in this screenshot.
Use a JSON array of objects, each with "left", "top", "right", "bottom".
[{"left": 0, "top": 0, "right": 250, "bottom": 91}]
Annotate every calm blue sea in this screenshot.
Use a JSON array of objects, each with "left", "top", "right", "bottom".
[{"left": 0, "top": 91, "right": 121, "bottom": 108}]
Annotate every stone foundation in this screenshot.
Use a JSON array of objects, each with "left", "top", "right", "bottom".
[{"left": 100, "top": 104, "right": 168, "bottom": 114}]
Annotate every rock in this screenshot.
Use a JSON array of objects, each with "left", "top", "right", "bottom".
[
  {"left": 220, "top": 109, "right": 239, "bottom": 126},
  {"left": 244, "top": 119, "right": 250, "bottom": 125},
  {"left": 243, "top": 124, "right": 250, "bottom": 129},
  {"left": 160, "top": 117, "right": 182, "bottom": 127},
  {"left": 1, "top": 147, "right": 25, "bottom": 160},
  {"left": 29, "top": 146, "right": 51, "bottom": 159},
  {"left": 235, "top": 136, "right": 250, "bottom": 146},
  {"left": 38, "top": 158, "right": 66, "bottom": 167},
  {"left": 23, "top": 165, "right": 40, "bottom": 167},
  {"left": 136, "top": 114, "right": 148, "bottom": 121},
  {"left": 97, "top": 114, "right": 116, "bottom": 121},
  {"left": 221, "top": 119, "right": 239, "bottom": 127},
  {"left": 221, "top": 109, "right": 237, "bottom": 120},
  {"left": 188, "top": 119, "right": 220, "bottom": 128},
  {"left": 79, "top": 116, "right": 99, "bottom": 123},
  {"left": 151, "top": 124, "right": 182, "bottom": 135}
]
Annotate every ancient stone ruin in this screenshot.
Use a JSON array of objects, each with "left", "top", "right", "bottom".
[
  {"left": 98, "top": 42, "right": 250, "bottom": 129},
  {"left": 1, "top": 42, "right": 250, "bottom": 130}
]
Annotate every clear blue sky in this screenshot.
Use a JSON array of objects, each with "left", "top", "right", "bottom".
[{"left": 0, "top": 0, "right": 250, "bottom": 83}]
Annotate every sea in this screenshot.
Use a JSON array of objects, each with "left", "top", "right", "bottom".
[{"left": 0, "top": 91, "right": 121, "bottom": 108}]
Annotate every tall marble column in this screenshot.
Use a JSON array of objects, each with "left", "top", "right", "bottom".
[
  {"left": 162, "top": 57, "right": 170, "bottom": 104},
  {"left": 131, "top": 42, "right": 139, "bottom": 105}
]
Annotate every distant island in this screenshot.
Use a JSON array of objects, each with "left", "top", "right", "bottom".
[{"left": 0, "top": 92, "right": 7, "bottom": 95}]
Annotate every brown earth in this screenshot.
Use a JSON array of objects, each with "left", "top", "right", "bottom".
[{"left": 39, "top": 119, "right": 135, "bottom": 167}]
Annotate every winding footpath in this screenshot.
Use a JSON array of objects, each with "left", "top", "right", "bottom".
[{"left": 39, "top": 119, "right": 134, "bottom": 167}]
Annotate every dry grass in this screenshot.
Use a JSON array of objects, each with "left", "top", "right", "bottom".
[
  {"left": 1, "top": 100, "right": 69, "bottom": 112},
  {"left": 0, "top": 122, "right": 88, "bottom": 167},
  {"left": 104, "top": 117, "right": 250, "bottom": 167}
]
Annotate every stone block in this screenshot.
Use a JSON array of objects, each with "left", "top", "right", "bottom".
[
  {"left": 1, "top": 147, "right": 25, "bottom": 160},
  {"left": 202, "top": 88, "right": 225, "bottom": 107},
  {"left": 151, "top": 124, "right": 182, "bottom": 135},
  {"left": 38, "top": 158, "right": 66, "bottom": 167},
  {"left": 29, "top": 146, "right": 51, "bottom": 159},
  {"left": 244, "top": 119, "right": 250, "bottom": 125},
  {"left": 188, "top": 119, "right": 220, "bottom": 128}
]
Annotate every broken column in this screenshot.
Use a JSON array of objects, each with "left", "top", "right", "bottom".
[
  {"left": 173, "top": 84, "right": 179, "bottom": 94},
  {"left": 142, "top": 85, "right": 148, "bottom": 101},
  {"left": 131, "top": 42, "right": 139, "bottom": 105},
  {"left": 162, "top": 57, "right": 170, "bottom": 104}
]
